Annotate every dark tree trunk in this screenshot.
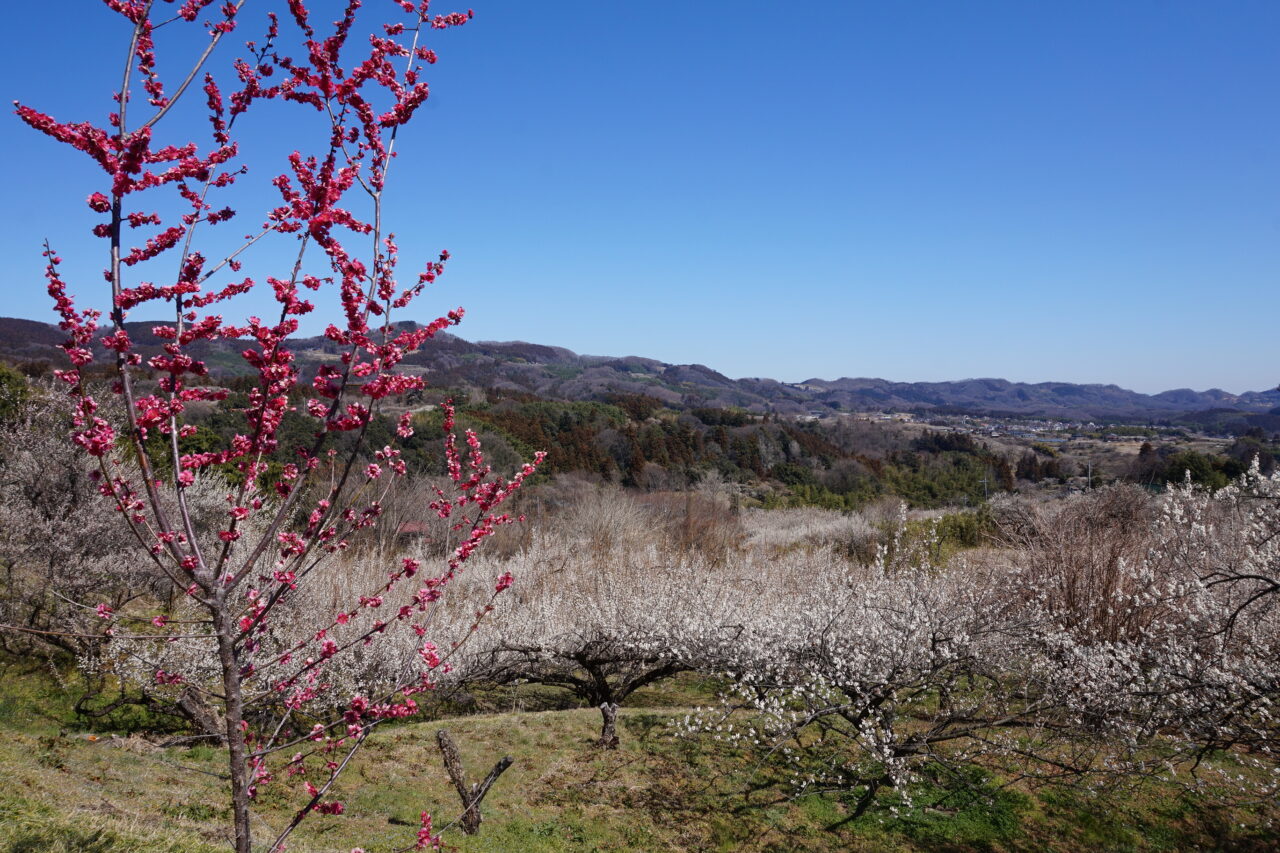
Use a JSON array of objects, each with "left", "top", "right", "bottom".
[
  {"left": 436, "top": 729, "right": 513, "bottom": 835},
  {"left": 596, "top": 701, "right": 620, "bottom": 749},
  {"left": 175, "top": 687, "right": 227, "bottom": 745}
]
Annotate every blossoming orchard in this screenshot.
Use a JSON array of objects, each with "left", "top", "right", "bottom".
[{"left": 2, "top": 2, "right": 1278, "bottom": 851}]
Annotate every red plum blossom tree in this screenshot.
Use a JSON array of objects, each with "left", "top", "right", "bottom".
[{"left": 14, "top": 2, "right": 541, "bottom": 851}]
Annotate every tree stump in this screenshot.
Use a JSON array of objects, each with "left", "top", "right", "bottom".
[{"left": 436, "top": 729, "right": 513, "bottom": 835}]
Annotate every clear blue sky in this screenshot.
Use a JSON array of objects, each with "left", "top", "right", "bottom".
[{"left": 2, "top": 1, "right": 1276, "bottom": 394}]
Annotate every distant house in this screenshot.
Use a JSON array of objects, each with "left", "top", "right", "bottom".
[{"left": 396, "top": 520, "right": 432, "bottom": 542}]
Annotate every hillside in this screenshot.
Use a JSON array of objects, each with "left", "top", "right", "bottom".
[{"left": 1, "top": 316, "right": 1275, "bottom": 422}]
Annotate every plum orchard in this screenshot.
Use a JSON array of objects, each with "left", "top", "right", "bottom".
[{"left": 685, "top": 473, "right": 1280, "bottom": 813}]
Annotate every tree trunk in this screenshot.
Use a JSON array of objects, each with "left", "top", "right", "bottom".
[
  {"left": 436, "top": 729, "right": 513, "bottom": 835},
  {"left": 175, "top": 687, "right": 227, "bottom": 745},
  {"left": 214, "top": 608, "right": 252, "bottom": 853},
  {"left": 596, "top": 701, "right": 620, "bottom": 749}
]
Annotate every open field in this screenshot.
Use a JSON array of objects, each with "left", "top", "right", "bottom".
[{"left": 2, "top": 665, "right": 1278, "bottom": 853}]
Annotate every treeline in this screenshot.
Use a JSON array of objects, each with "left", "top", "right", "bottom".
[
  {"left": 0, "top": 365, "right": 1027, "bottom": 510},
  {"left": 1015, "top": 445, "right": 1069, "bottom": 483},
  {"left": 460, "top": 391, "right": 1018, "bottom": 509},
  {"left": 766, "top": 430, "right": 1015, "bottom": 510},
  {"left": 154, "top": 383, "right": 1279, "bottom": 506},
  {"left": 11, "top": 358, "right": 1278, "bottom": 509},
  {"left": 170, "top": 380, "right": 1025, "bottom": 509},
  {"left": 1129, "top": 431, "right": 1278, "bottom": 488}
]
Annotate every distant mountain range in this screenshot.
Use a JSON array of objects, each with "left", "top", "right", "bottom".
[{"left": 2, "top": 315, "right": 1276, "bottom": 424}]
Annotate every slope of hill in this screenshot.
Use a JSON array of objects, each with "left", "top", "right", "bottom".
[{"left": 1, "top": 316, "right": 1274, "bottom": 422}]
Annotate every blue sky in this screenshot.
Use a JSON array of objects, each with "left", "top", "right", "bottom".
[{"left": 2, "top": 1, "right": 1276, "bottom": 394}]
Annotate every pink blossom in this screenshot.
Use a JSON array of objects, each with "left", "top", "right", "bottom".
[
  {"left": 154, "top": 669, "right": 184, "bottom": 685},
  {"left": 416, "top": 811, "right": 440, "bottom": 849}
]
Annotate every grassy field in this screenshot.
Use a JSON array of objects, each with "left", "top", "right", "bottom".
[{"left": 1, "top": 661, "right": 1277, "bottom": 853}]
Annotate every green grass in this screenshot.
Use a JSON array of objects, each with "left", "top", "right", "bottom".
[
  {"left": 0, "top": 660, "right": 77, "bottom": 735},
  {"left": 0, "top": 797, "right": 224, "bottom": 853},
  {"left": 0, "top": 660, "right": 1276, "bottom": 852}
]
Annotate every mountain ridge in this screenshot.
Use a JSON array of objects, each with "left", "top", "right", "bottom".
[{"left": 0, "top": 316, "right": 1275, "bottom": 422}]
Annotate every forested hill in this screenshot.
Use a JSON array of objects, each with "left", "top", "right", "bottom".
[{"left": 0, "top": 315, "right": 1275, "bottom": 423}]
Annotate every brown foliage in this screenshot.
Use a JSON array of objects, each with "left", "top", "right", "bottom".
[{"left": 989, "top": 485, "right": 1158, "bottom": 642}]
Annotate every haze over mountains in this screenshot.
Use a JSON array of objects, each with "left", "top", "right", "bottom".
[{"left": 1, "top": 316, "right": 1275, "bottom": 423}]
